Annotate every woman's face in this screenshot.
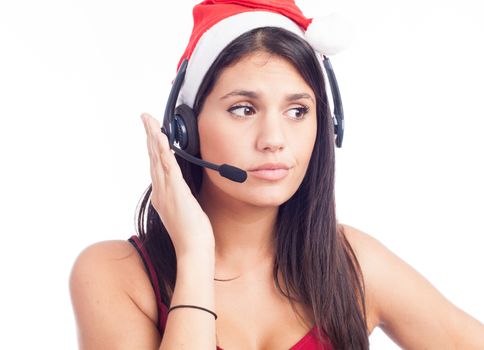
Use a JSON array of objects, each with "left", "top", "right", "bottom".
[{"left": 197, "top": 51, "right": 317, "bottom": 208}]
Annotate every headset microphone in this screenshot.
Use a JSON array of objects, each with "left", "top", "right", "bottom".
[{"left": 161, "top": 59, "right": 248, "bottom": 183}]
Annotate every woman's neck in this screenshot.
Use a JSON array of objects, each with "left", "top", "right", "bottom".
[{"left": 197, "top": 181, "right": 278, "bottom": 276}]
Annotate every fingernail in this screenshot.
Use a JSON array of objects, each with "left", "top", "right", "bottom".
[{"left": 141, "top": 113, "right": 150, "bottom": 122}]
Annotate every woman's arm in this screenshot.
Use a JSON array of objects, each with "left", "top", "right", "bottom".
[
  {"left": 69, "top": 240, "right": 216, "bottom": 350},
  {"left": 69, "top": 241, "right": 162, "bottom": 349},
  {"left": 343, "top": 224, "right": 484, "bottom": 349}
]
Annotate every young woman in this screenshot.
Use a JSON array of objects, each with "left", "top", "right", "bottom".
[{"left": 69, "top": 1, "right": 484, "bottom": 349}]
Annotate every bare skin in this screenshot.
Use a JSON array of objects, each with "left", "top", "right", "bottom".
[{"left": 70, "top": 53, "right": 484, "bottom": 349}]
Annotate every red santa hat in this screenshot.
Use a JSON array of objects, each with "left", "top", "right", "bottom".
[{"left": 177, "top": 0, "right": 351, "bottom": 108}]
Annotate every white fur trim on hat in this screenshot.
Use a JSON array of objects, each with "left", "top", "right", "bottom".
[
  {"left": 177, "top": 11, "right": 305, "bottom": 109},
  {"left": 305, "top": 13, "right": 353, "bottom": 56}
]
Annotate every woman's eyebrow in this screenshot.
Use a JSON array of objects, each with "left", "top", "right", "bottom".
[
  {"left": 220, "top": 90, "right": 314, "bottom": 103},
  {"left": 220, "top": 89, "right": 258, "bottom": 100},
  {"left": 287, "top": 93, "right": 314, "bottom": 104}
]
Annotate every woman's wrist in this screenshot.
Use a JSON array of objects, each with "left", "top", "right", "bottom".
[{"left": 176, "top": 248, "right": 215, "bottom": 274}]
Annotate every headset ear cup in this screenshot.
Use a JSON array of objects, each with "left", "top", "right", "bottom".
[{"left": 174, "top": 104, "right": 200, "bottom": 156}]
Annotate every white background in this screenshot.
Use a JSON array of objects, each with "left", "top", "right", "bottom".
[{"left": 1, "top": 0, "right": 483, "bottom": 348}]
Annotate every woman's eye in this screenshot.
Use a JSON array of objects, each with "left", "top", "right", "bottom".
[
  {"left": 287, "top": 106, "right": 310, "bottom": 120},
  {"left": 227, "top": 105, "right": 256, "bottom": 118}
]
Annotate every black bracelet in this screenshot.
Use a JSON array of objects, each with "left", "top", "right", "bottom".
[{"left": 168, "top": 304, "right": 218, "bottom": 320}]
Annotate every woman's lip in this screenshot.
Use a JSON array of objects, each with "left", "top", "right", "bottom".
[{"left": 248, "top": 168, "right": 289, "bottom": 181}]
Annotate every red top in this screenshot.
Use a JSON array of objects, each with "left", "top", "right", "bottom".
[{"left": 128, "top": 235, "right": 332, "bottom": 349}]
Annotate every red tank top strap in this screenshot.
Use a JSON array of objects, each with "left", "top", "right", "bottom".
[{"left": 128, "top": 235, "right": 168, "bottom": 334}]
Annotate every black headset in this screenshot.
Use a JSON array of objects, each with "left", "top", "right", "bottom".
[{"left": 161, "top": 55, "right": 344, "bottom": 184}]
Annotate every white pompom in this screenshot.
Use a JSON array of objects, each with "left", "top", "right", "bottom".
[{"left": 305, "top": 13, "right": 353, "bottom": 56}]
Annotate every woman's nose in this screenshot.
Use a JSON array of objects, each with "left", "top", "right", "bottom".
[{"left": 256, "top": 112, "right": 286, "bottom": 152}]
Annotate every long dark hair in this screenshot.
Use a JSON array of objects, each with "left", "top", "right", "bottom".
[{"left": 135, "top": 27, "right": 369, "bottom": 349}]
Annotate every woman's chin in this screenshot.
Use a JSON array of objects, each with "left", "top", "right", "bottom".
[
  {"left": 242, "top": 191, "right": 293, "bottom": 208},
  {"left": 202, "top": 173, "right": 298, "bottom": 208}
]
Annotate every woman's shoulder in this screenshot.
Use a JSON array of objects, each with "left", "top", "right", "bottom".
[
  {"left": 70, "top": 239, "right": 144, "bottom": 282},
  {"left": 338, "top": 223, "right": 389, "bottom": 267},
  {"left": 338, "top": 223, "right": 452, "bottom": 335},
  {"left": 72, "top": 239, "right": 138, "bottom": 263},
  {"left": 339, "top": 223, "right": 375, "bottom": 249},
  {"left": 338, "top": 223, "right": 389, "bottom": 333},
  {"left": 69, "top": 239, "right": 159, "bottom": 326},
  {"left": 337, "top": 226, "right": 484, "bottom": 348}
]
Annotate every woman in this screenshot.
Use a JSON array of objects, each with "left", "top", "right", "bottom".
[{"left": 69, "top": 1, "right": 484, "bottom": 349}]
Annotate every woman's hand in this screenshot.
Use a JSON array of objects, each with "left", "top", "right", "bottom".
[{"left": 140, "top": 113, "right": 215, "bottom": 257}]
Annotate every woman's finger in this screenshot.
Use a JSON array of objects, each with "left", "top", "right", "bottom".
[
  {"left": 142, "top": 113, "right": 177, "bottom": 175},
  {"left": 140, "top": 113, "right": 186, "bottom": 192},
  {"left": 141, "top": 113, "right": 166, "bottom": 195}
]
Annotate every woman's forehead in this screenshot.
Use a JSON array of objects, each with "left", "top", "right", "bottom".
[{"left": 212, "top": 52, "right": 314, "bottom": 99}]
